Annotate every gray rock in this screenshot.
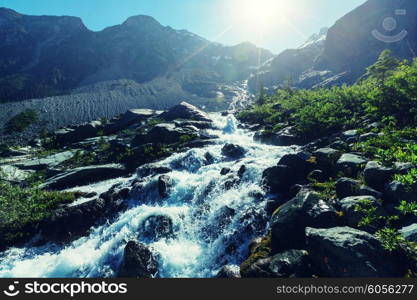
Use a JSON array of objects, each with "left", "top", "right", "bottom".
[
  {"left": 385, "top": 181, "right": 417, "bottom": 203},
  {"left": 40, "top": 164, "right": 128, "bottom": 190},
  {"left": 14, "top": 151, "right": 76, "bottom": 171},
  {"left": 306, "top": 227, "right": 408, "bottom": 277},
  {"left": 399, "top": 224, "right": 417, "bottom": 242},
  {"left": 278, "top": 152, "right": 312, "bottom": 176},
  {"left": 359, "top": 132, "right": 378, "bottom": 141},
  {"left": 271, "top": 192, "right": 336, "bottom": 252},
  {"left": 363, "top": 161, "right": 394, "bottom": 190},
  {"left": 0, "top": 165, "right": 33, "bottom": 182},
  {"left": 262, "top": 165, "right": 294, "bottom": 194},
  {"left": 105, "top": 109, "right": 161, "bottom": 133},
  {"left": 394, "top": 162, "right": 415, "bottom": 175},
  {"left": 55, "top": 121, "right": 103, "bottom": 145},
  {"left": 221, "top": 144, "right": 246, "bottom": 158},
  {"left": 359, "top": 185, "right": 383, "bottom": 199},
  {"left": 336, "top": 177, "right": 360, "bottom": 199},
  {"left": 118, "top": 241, "right": 158, "bottom": 278},
  {"left": 313, "top": 148, "right": 341, "bottom": 172},
  {"left": 339, "top": 196, "right": 384, "bottom": 231},
  {"left": 136, "top": 163, "right": 172, "bottom": 178},
  {"left": 133, "top": 123, "right": 197, "bottom": 146},
  {"left": 160, "top": 101, "right": 212, "bottom": 123},
  {"left": 241, "top": 250, "right": 312, "bottom": 278},
  {"left": 342, "top": 130, "right": 358, "bottom": 139},
  {"left": 336, "top": 153, "right": 367, "bottom": 176},
  {"left": 254, "top": 127, "right": 305, "bottom": 146}
]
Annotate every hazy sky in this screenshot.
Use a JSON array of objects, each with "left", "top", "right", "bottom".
[{"left": 0, "top": 0, "right": 366, "bottom": 53}]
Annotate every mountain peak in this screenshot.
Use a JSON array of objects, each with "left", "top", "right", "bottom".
[
  {"left": 122, "top": 15, "right": 162, "bottom": 28},
  {"left": 0, "top": 7, "right": 22, "bottom": 19}
]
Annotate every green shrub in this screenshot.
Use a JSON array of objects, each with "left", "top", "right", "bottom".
[
  {"left": 6, "top": 109, "right": 39, "bottom": 133},
  {"left": 0, "top": 181, "right": 76, "bottom": 244}
]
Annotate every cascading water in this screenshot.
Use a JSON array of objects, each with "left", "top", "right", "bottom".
[{"left": 0, "top": 114, "right": 294, "bottom": 278}]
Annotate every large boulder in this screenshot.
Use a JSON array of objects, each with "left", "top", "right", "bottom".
[
  {"left": 363, "top": 161, "right": 394, "bottom": 190},
  {"left": 336, "top": 177, "right": 360, "bottom": 199},
  {"left": 105, "top": 109, "right": 161, "bottom": 133},
  {"left": 0, "top": 165, "right": 32, "bottom": 182},
  {"left": 14, "top": 151, "right": 76, "bottom": 171},
  {"left": 39, "top": 164, "right": 128, "bottom": 190},
  {"left": 262, "top": 165, "right": 294, "bottom": 194},
  {"left": 384, "top": 181, "right": 417, "bottom": 203},
  {"left": 306, "top": 227, "right": 409, "bottom": 277},
  {"left": 240, "top": 250, "right": 312, "bottom": 278},
  {"left": 271, "top": 192, "right": 337, "bottom": 252},
  {"left": 339, "top": 196, "right": 384, "bottom": 232},
  {"left": 336, "top": 153, "right": 367, "bottom": 176},
  {"left": 118, "top": 241, "right": 158, "bottom": 278},
  {"left": 160, "top": 102, "right": 212, "bottom": 123},
  {"left": 313, "top": 148, "right": 341, "bottom": 174},
  {"left": 221, "top": 144, "right": 246, "bottom": 159},
  {"left": 132, "top": 123, "right": 198, "bottom": 146},
  {"left": 54, "top": 121, "right": 103, "bottom": 145},
  {"left": 277, "top": 152, "right": 312, "bottom": 176}
]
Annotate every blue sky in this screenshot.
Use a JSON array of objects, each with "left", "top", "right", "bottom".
[{"left": 0, "top": 0, "right": 366, "bottom": 53}]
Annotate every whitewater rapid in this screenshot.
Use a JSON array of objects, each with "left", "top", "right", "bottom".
[{"left": 0, "top": 114, "right": 294, "bottom": 278}]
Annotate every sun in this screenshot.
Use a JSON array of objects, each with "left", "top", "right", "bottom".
[{"left": 234, "top": 0, "right": 289, "bottom": 29}]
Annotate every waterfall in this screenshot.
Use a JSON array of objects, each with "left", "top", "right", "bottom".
[{"left": 0, "top": 114, "right": 294, "bottom": 278}]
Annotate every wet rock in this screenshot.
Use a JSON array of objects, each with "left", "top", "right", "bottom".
[
  {"left": 174, "top": 120, "right": 213, "bottom": 130},
  {"left": 136, "top": 163, "right": 172, "bottom": 178},
  {"left": 158, "top": 175, "right": 172, "bottom": 198},
  {"left": 341, "top": 130, "right": 358, "bottom": 139},
  {"left": 336, "top": 177, "right": 360, "bottom": 199},
  {"left": 241, "top": 250, "right": 312, "bottom": 278},
  {"left": 262, "top": 165, "right": 294, "bottom": 194},
  {"left": 339, "top": 196, "right": 384, "bottom": 232},
  {"left": 220, "top": 167, "right": 231, "bottom": 175},
  {"left": 271, "top": 192, "right": 337, "bottom": 252},
  {"left": 278, "top": 152, "right": 312, "bottom": 176},
  {"left": 141, "top": 215, "right": 174, "bottom": 241},
  {"left": 399, "top": 224, "right": 417, "bottom": 243},
  {"left": 216, "top": 265, "right": 241, "bottom": 278},
  {"left": 237, "top": 165, "right": 246, "bottom": 179},
  {"left": 221, "top": 144, "right": 246, "bottom": 158},
  {"left": 336, "top": 153, "right": 367, "bottom": 176},
  {"left": 363, "top": 161, "right": 394, "bottom": 190},
  {"left": 204, "top": 152, "right": 215, "bottom": 165},
  {"left": 133, "top": 123, "right": 198, "bottom": 146},
  {"left": 306, "top": 227, "right": 408, "bottom": 277},
  {"left": 40, "top": 164, "right": 128, "bottom": 190},
  {"left": 160, "top": 101, "right": 212, "bottom": 123},
  {"left": 118, "top": 241, "right": 158, "bottom": 278}
]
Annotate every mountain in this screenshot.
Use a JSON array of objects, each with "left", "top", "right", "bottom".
[
  {"left": 0, "top": 8, "right": 273, "bottom": 103},
  {"left": 250, "top": 0, "right": 417, "bottom": 91}
]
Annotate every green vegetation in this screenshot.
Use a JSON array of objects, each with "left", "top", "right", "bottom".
[
  {"left": 5, "top": 109, "right": 39, "bottom": 133},
  {"left": 0, "top": 181, "right": 76, "bottom": 245},
  {"left": 375, "top": 228, "right": 405, "bottom": 252}
]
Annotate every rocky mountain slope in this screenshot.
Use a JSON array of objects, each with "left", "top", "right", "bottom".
[
  {"left": 250, "top": 0, "right": 417, "bottom": 91},
  {"left": 0, "top": 8, "right": 272, "bottom": 103}
]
